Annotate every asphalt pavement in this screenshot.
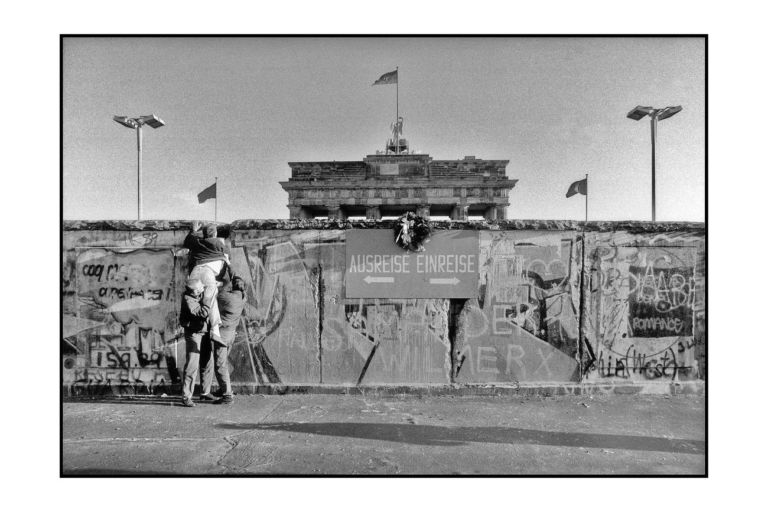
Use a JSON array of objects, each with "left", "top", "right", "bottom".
[{"left": 62, "top": 393, "right": 705, "bottom": 475}]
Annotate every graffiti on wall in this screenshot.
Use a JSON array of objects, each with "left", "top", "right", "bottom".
[
  {"left": 230, "top": 232, "right": 452, "bottom": 384},
  {"left": 454, "top": 232, "right": 580, "bottom": 383},
  {"left": 586, "top": 245, "right": 699, "bottom": 381},
  {"left": 628, "top": 263, "right": 694, "bottom": 337},
  {"left": 322, "top": 298, "right": 450, "bottom": 384},
  {"left": 227, "top": 233, "right": 320, "bottom": 385},
  {"left": 62, "top": 228, "right": 705, "bottom": 391},
  {"left": 63, "top": 247, "right": 185, "bottom": 393}
]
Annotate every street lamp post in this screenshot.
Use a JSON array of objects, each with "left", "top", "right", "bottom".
[
  {"left": 626, "top": 105, "right": 682, "bottom": 222},
  {"left": 113, "top": 114, "right": 165, "bottom": 221}
]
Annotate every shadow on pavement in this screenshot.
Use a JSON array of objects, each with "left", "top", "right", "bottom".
[{"left": 216, "top": 422, "right": 705, "bottom": 454}]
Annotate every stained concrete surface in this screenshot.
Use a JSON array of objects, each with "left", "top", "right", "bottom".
[{"left": 63, "top": 394, "right": 705, "bottom": 475}]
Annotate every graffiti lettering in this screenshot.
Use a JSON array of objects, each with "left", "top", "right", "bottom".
[
  {"left": 64, "top": 230, "right": 704, "bottom": 391},
  {"left": 633, "top": 268, "right": 694, "bottom": 313},
  {"left": 591, "top": 345, "right": 692, "bottom": 380},
  {"left": 454, "top": 235, "right": 579, "bottom": 384},
  {"left": 477, "top": 346, "right": 498, "bottom": 373},
  {"left": 66, "top": 247, "right": 182, "bottom": 389},
  {"left": 592, "top": 245, "right": 699, "bottom": 381},
  {"left": 534, "top": 347, "right": 554, "bottom": 376},
  {"left": 132, "top": 232, "right": 158, "bottom": 246},
  {"left": 96, "top": 287, "right": 165, "bottom": 301},
  {"left": 631, "top": 316, "right": 684, "bottom": 334},
  {"left": 80, "top": 262, "right": 153, "bottom": 284}
]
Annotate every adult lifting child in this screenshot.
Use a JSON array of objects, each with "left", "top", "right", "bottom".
[{"left": 183, "top": 220, "right": 230, "bottom": 344}]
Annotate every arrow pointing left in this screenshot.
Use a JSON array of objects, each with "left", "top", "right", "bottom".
[{"left": 363, "top": 276, "right": 394, "bottom": 284}]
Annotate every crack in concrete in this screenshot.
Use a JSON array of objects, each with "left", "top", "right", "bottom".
[
  {"left": 256, "top": 397, "right": 286, "bottom": 424},
  {"left": 216, "top": 436, "right": 240, "bottom": 471},
  {"left": 215, "top": 397, "right": 286, "bottom": 471}
]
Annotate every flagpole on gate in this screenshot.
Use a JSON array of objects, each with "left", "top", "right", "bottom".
[{"left": 214, "top": 176, "right": 218, "bottom": 224}]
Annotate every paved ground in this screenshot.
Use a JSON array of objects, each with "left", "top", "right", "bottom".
[{"left": 62, "top": 393, "right": 705, "bottom": 475}]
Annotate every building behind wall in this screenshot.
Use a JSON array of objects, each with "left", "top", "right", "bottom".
[{"left": 280, "top": 120, "right": 518, "bottom": 221}]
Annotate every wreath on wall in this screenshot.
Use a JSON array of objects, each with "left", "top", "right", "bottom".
[{"left": 394, "top": 212, "right": 432, "bottom": 252}]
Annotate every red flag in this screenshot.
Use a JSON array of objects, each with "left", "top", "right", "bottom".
[
  {"left": 566, "top": 178, "right": 587, "bottom": 198},
  {"left": 372, "top": 70, "right": 398, "bottom": 85},
  {"left": 197, "top": 182, "right": 216, "bottom": 203}
]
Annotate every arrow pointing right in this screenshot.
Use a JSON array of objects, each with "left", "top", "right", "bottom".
[{"left": 429, "top": 277, "right": 460, "bottom": 285}]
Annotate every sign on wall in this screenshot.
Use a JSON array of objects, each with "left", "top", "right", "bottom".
[{"left": 345, "top": 230, "right": 479, "bottom": 298}]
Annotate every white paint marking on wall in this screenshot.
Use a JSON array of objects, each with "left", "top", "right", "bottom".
[{"left": 105, "top": 297, "right": 160, "bottom": 313}]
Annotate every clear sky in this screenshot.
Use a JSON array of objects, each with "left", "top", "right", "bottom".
[{"left": 63, "top": 36, "right": 704, "bottom": 222}]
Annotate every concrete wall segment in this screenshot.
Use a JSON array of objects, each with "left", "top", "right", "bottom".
[
  {"left": 454, "top": 230, "right": 582, "bottom": 384},
  {"left": 63, "top": 220, "right": 705, "bottom": 393},
  {"left": 581, "top": 230, "right": 705, "bottom": 383},
  {"left": 63, "top": 228, "right": 191, "bottom": 395}
]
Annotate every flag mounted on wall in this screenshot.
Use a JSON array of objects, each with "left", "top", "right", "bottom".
[
  {"left": 372, "top": 69, "right": 398, "bottom": 85},
  {"left": 566, "top": 178, "right": 588, "bottom": 198},
  {"left": 197, "top": 182, "right": 216, "bottom": 203}
]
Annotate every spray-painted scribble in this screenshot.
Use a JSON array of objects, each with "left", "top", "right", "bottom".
[
  {"left": 585, "top": 243, "right": 700, "bottom": 382},
  {"left": 64, "top": 247, "right": 186, "bottom": 394},
  {"left": 229, "top": 233, "right": 320, "bottom": 384},
  {"left": 453, "top": 232, "right": 581, "bottom": 383},
  {"left": 62, "top": 225, "right": 705, "bottom": 391}
]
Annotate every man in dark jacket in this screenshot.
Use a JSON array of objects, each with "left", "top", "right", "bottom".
[
  {"left": 184, "top": 221, "right": 228, "bottom": 268},
  {"left": 201, "top": 276, "right": 248, "bottom": 405},
  {"left": 179, "top": 277, "right": 211, "bottom": 407}
]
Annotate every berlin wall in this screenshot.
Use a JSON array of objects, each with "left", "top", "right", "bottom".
[
  {"left": 581, "top": 229, "right": 705, "bottom": 384},
  {"left": 62, "top": 219, "right": 705, "bottom": 395}
]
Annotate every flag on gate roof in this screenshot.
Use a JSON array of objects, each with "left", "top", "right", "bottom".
[
  {"left": 566, "top": 178, "right": 587, "bottom": 198},
  {"left": 197, "top": 182, "right": 216, "bottom": 203},
  {"left": 372, "top": 69, "right": 398, "bottom": 85}
]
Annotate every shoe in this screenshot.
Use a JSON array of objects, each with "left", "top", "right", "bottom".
[
  {"left": 181, "top": 397, "right": 195, "bottom": 407},
  {"left": 214, "top": 395, "right": 234, "bottom": 405},
  {"left": 200, "top": 393, "right": 217, "bottom": 402}
]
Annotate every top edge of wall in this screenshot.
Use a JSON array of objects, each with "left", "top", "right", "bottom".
[{"left": 62, "top": 219, "right": 706, "bottom": 233}]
